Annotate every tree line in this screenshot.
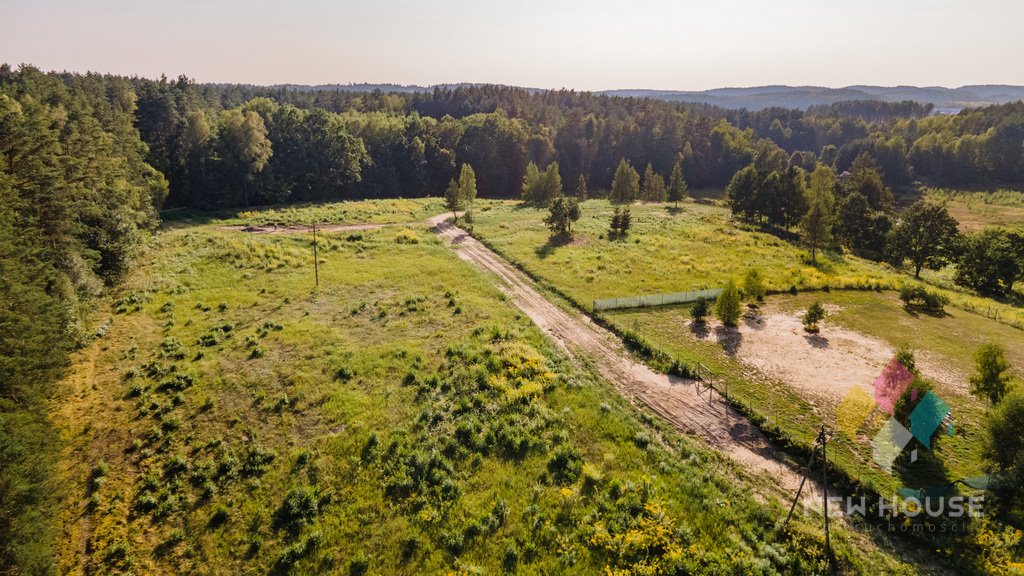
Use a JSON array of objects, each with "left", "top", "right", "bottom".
[
  {"left": 70, "top": 69, "right": 1024, "bottom": 211},
  {"left": 1, "top": 65, "right": 166, "bottom": 572},
  {"left": 724, "top": 157, "right": 1023, "bottom": 296}
]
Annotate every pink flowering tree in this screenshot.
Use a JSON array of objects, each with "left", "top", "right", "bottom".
[{"left": 874, "top": 357, "right": 915, "bottom": 415}]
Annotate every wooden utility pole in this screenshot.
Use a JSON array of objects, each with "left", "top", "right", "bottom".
[
  {"left": 784, "top": 424, "right": 833, "bottom": 571},
  {"left": 822, "top": 424, "right": 832, "bottom": 571},
  {"left": 312, "top": 223, "right": 319, "bottom": 288}
]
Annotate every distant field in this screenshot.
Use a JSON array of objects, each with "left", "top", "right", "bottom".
[
  {"left": 470, "top": 198, "right": 1024, "bottom": 328},
  {"left": 53, "top": 208, "right": 917, "bottom": 574},
  {"left": 924, "top": 188, "right": 1024, "bottom": 231}
]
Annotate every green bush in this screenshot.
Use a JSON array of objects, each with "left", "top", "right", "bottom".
[
  {"left": 275, "top": 486, "right": 321, "bottom": 533},
  {"left": 690, "top": 297, "right": 710, "bottom": 323},
  {"left": 547, "top": 445, "right": 584, "bottom": 485},
  {"left": 899, "top": 284, "right": 949, "bottom": 312},
  {"left": 715, "top": 279, "right": 742, "bottom": 327},
  {"left": 802, "top": 302, "right": 825, "bottom": 332}
]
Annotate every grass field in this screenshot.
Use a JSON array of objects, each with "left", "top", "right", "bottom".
[
  {"left": 54, "top": 209, "right": 925, "bottom": 574},
  {"left": 923, "top": 188, "right": 1024, "bottom": 232},
  {"left": 607, "top": 289, "right": 1023, "bottom": 495},
  {"left": 469, "top": 199, "right": 1024, "bottom": 329}
]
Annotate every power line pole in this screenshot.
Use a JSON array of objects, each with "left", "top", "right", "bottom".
[
  {"left": 312, "top": 222, "right": 319, "bottom": 288},
  {"left": 784, "top": 424, "right": 833, "bottom": 571},
  {"left": 822, "top": 424, "right": 833, "bottom": 571}
]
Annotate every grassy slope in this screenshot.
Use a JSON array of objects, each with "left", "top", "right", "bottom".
[{"left": 52, "top": 211, "right": 917, "bottom": 575}]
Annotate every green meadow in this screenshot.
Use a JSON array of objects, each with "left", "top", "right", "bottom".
[{"left": 54, "top": 209, "right": 923, "bottom": 575}]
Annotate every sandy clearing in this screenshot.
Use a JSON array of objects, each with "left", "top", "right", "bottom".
[
  {"left": 427, "top": 214, "right": 819, "bottom": 497},
  {"left": 694, "top": 308, "right": 969, "bottom": 414}
]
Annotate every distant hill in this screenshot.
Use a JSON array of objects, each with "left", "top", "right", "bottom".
[
  {"left": 256, "top": 83, "right": 1024, "bottom": 113},
  {"left": 598, "top": 85, "right": 1024, "bottom": 113}
]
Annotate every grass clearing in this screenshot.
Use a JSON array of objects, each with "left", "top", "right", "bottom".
[
  {"left": 53, "top": 205, "right": 923, "bottom": 574},
  {"left": 923, "top": 188, "right": 1024, "bottom": 232},
  {"left": 470, "top": 199, "right": 1024, "bottom": 329}
]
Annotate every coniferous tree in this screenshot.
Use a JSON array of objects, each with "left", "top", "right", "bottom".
[
  {"left": 641, "top": 163, "right": 667, "bottom": 202},
  {"left": 545, "top": 196, "right": 581, "bottom": 238},
  {"left": 610, "top": 158, "right": 639, "bottom": 204},
  {"left": 667, "top": 161, "right": 688, "bottom": 206},
  {"left": 575, "top": 174, "right": 588, "bottom": 200}
]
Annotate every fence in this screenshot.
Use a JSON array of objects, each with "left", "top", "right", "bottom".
[{"left": 592, "top": 287, "right": 723, "bottom": 311}]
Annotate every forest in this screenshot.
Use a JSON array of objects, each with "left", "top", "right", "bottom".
[{"left": 1, "top": 63, "right": 1024, "bottom": 573}]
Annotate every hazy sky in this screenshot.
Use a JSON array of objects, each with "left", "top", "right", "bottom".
[{"left": 2, "top": 0, "right": 1022, "bottom": 90}]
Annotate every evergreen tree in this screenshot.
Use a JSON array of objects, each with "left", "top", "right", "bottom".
[
  {"left": 545, "top": 196, "right": 581, "bottom": 238},
  {"left": 610, "top": 158, "right": 639, "bottom": 204},
  {"left": 803, "top": 302, "right": 826, "bottom": 332},
  {"left": 641, "top": 163, "right": 667, "bottom": 202},
  {"left": 667, "top": 161, "right": 688, "bottom": 206},
  {"left": 726, "top": 165, "right": 761, "bottom": 221},
  {"left": 609, "top": 207, "right": 632, "bottom": 239},
  {"left": 575, "top": 173, "right": 588, "bottom": 200}
]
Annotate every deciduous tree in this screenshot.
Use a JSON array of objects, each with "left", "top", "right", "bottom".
[
  {"left": 886, "top": 201, "right": 961, "bottom": 278},
  {"left": 800, "top": 165, "right": 836, "bottom": 264}
]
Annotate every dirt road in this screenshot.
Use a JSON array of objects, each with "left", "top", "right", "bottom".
[
  {"left": 428, "top": 215, "right": 815, "bottom": 493},
  {"left": 220, "top": 222, "right": 397, "bottom": 234}
]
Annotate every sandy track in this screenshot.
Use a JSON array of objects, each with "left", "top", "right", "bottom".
[{"left": 428, "top": 215, "right": 815, "bottom": 494}]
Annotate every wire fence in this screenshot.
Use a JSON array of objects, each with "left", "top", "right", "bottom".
[{"left": 593, "top": 288, "right": 723, "bottom": 311}]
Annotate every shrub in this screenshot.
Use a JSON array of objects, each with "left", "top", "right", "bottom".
[
  {"left": 714, "top": 279, "right": 742, "bottom": 327},
  {"left": 803, "top": 302, "right": 826, "bottom": 332},
  {"left": 276, "top": 486, "right": 321, "bottom": 533},
  {"left": 400, "top": 535, "right": 420, "bottom": 561},
  {"left": 504, "top": 543, "right": 520, "bottom": 571},
  {"left": 395, "top": 229, "right": 419, "bottom": 244},
  {"left": 742, "top": 269, "right": 766, "bottom": 302},
  {"left": 349, "top": 555, "right": 370, "bottom": 576},
  {"left": 160, "top": 337, "right": 188, "bottom": 360},
  {"left": 547, "top": 445, "right": 584, "bottom": 485},
  {"left": 899, "top": 284, "right": 949, "bottom": 312},
  {"left": 690, "top": 297, "right": 710, "bottom": 323},
  {"left": 335, "top": 365, "right": 356, "bottom": 382},
  {"left": 243, "top": 446, "right": 277, "bottom": 476},
  {"left": 209, "top": 505, "right": 231, "bottom": 528}
]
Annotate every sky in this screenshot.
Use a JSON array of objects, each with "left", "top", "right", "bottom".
[{"left": 2, "top": 0, "right": 1022, "bottom": 90}]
